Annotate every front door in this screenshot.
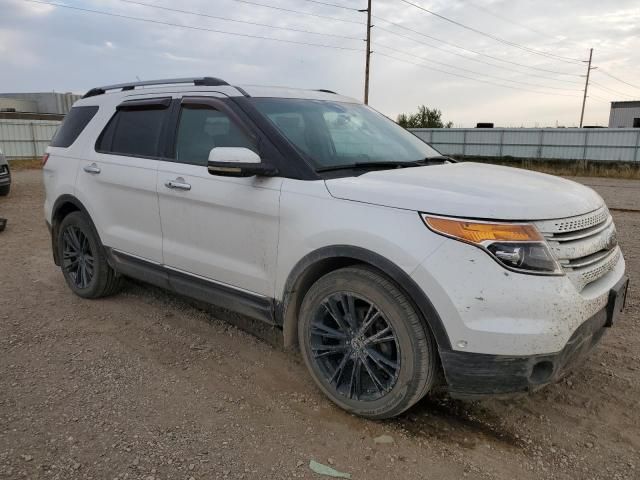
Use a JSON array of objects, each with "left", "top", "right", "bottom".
[{"left": 157, "top": 96, "right": 282, "bottom": 297}]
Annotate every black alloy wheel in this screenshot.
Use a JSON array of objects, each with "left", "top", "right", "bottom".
[
  {"left": 310, "top": 292, "right": 401, "bottom": 401},
  {"left": 62, "top": 225, "right": 95, "bottom": 289},
  {"left": 57, "top": 211, "right": 123, "bottom": 298},
  {"left": 299, "top": 266, "right": 438, "bottom": 419}
]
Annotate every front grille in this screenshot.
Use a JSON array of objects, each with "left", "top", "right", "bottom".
[{"left": 536, "top": 206, "right": 620, "bottom": 290}]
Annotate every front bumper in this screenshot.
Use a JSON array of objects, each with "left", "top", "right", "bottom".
[
  {"left": 0, "top": 173, "right": 10, "bottom": 186},
  {"left": 441, "top": 275, "right": 628, "bottom": 399},
  {"left": 411, "top": 236, "right": 626, "bottom": 356}
]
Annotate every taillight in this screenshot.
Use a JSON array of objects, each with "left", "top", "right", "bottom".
[{"left": 42, "top": 153, "right": 49, "bottom": 166}]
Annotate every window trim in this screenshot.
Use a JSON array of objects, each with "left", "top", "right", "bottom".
[{"left": 94, "top": 97, "right": 173, "bottom": 160}]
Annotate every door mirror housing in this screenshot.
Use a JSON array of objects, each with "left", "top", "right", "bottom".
[{"left": 207, "top": 147, "right": 278, "bottom": 177}]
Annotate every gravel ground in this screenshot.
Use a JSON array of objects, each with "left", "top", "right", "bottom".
[{"left": 0, "top": 169, "right": 638, "bottom": 480}]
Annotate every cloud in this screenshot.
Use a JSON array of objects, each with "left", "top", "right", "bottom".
[
  {"left": 0, "top": 0, "right": 638, "bottom": 126},
  {"left": 10, "top": 0, "right": 55, "bottom": 16}
]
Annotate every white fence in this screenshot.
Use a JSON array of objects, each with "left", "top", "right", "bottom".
[
  {"left": 2, "top": 121, "right": 640, "bottom": 163},
  {"left": 411, "top": 128, "right": 640, "bottom": 163},
  {"left": 0, "top": 119, "right": 61, "bottom": 159}
]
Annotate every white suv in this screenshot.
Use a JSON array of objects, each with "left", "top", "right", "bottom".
[{"left": 43, "top": 77, "right": 628, "bottom": 419}]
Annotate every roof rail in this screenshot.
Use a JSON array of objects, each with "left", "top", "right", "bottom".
[
  {"left": 316, "top": 89, "right": 337, "bottom": 94},
  {"left": 82, "top": 77, "right": 229, "bottom": 98}
]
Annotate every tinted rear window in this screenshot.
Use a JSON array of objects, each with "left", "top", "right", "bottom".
[
  {"left": 96, "top": 107, "right": 168, "bottom": 158},
  {"left": 50, "top": 106, "right": 99, "bottom": 148}
]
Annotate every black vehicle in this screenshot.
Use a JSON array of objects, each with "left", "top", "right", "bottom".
[{"left": 0, "top": 148, "right": 11, "bottom": 196}]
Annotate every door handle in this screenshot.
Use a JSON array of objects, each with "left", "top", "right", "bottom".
[
  {"left": 83, "top": 163, "right": 101, "bottom": 174},
  {"left": 165, "top": 178, "right": 192, "bottom": 191}
]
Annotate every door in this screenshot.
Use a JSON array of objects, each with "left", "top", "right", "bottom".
[
  {"left": 157, "top": 97, "right": 282, "bottom": 297},
  {"left": 78, "top": 97, "right": 172, "bottom": 263}
]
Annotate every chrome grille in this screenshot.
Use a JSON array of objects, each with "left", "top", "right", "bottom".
[{"left": 536, "top": 206, "right": 620, "bottom": 290}]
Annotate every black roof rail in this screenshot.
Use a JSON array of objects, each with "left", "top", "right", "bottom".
[
  {"left": 82, "top": 77, "right": 230, "bottom": 98},
  {"left": 316, "top": 89, "right": 337, "bottom": 94}
]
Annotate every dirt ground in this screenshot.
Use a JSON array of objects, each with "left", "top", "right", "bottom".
[{"left": 0, "top": 169, "right": 638, "bottom": 480}]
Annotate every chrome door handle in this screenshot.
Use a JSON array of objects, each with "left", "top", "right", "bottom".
[
  {"left": 165, "top": 179, "right": 191, "bottom": 191},
  {"left": 83, "top": 163, "right": 101, "bottom": 174}
]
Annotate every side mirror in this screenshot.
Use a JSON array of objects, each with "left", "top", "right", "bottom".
[{"left": 207, "top": 147, "right": 278, "bottom": 177}]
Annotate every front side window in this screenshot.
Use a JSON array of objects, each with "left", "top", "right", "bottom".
[
  {"left": 250, "top": 98, "right": 441, "bottom": 170},
  {"left": 174, "top": 105, "right": 256, "bottom": 166},
  {"left": 97, "top": 105, "right": 168, "bottom": 158}
]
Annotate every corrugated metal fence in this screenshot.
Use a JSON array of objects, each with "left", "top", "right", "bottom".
[
  {"left": 411, "top": 128, "right": 640, "bottom": 162},
  {"left": 2, "top": 121, "right": 640, "bottom": 163},
  {"left": 0, "top": 119, "right": 61, "bottom": 159}
]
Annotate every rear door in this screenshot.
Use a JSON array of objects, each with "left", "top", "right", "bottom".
[
  {"left": 157, "top": 96, "right": 282, "bottom": 297},
  {"left": 77, "top": 97, "right": 171, "bottom": 263}
]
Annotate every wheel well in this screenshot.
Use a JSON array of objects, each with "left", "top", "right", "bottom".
[
  {"left": 50, "top": 201, "right": 81, "bottom": 265},
  {"left": 279, "top": 246, "right": 452, "bottom": 355},
  {"left": 281, "top": 257, "right": 361, "bottom": 349},
  {"left": 53, "top": 201, "right": 80, "bottom": 226}
]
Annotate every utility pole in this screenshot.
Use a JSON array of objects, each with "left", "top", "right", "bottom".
[
  {"left": 360, "top": 0, "right": 372, "bottom": 105},
  {"left": 579, "top": 48, "right": 593, "bottom": 128}
]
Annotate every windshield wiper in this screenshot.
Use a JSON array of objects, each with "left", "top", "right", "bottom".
[
  {"left": 316, "top": 161, "right": 422, "bottom": 173},
  {"left": 316, "top": 157, "right": 452, "bottom": 173}
]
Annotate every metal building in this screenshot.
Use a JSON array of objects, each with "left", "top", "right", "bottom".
[
  {"left": 0, "top": 92, "right": 81, "bottom": 115},
  {"left": 608, "top": 101, "right": 640, "bottom": 128}
]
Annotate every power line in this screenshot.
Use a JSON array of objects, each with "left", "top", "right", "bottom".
[
  {"left": 373, "top": 16, "right": 583, "bottom": 78},
  {"left": 293, "top": 0, "right": 362, "bottom": 11},
  {"left": 374, "top": 42, "right": 581, "bottom": 92},
  {"left": 589, "top": 93, "right": 612, "bottom": 103},
  {"left": 224, "top": 0, "right": 363, "bottom": 24},
  {"left": 396, "top": 0, "right": 585, "bottom": 64},
  {"left": 375, "top": 51, "right": 581, "bottom": 97},
  {"left": 596, "top": 70, "right": 640, "bottom": 92},
  {"left": 464, "top": 1, "right": 557, "bottom": 41},
  {"left": 115, "top": 0, "right": 363, "bottom": 40},
  {"left": 22, "top": 0, "right": 364, "bottom": 51},
  {"left": 590, "top": 81, "right": 637, "bottom": 99}
]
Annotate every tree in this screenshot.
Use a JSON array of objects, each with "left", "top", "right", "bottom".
[{"left": 396, "top": 105, "right": 452, "bottom": 128}]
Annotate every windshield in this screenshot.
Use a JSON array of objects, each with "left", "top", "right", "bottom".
[{"left": 250, "top": 98, "right": 441, "bottom": 170}]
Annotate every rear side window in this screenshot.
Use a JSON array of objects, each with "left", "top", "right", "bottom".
[
  {"left": 50, "top": 106, "right": 99, "bottom": 148},
  {"left": 97, "top": 102, "right": 169, "bottom": 158}
]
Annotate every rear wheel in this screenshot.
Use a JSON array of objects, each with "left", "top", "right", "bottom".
[
  {"left": 57, "top": 212, "right": 123, "bottom": 298},
  {"left": 298, "top": 266, "right": 437, "bottom": 419}
]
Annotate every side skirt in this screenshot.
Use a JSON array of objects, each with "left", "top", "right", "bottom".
[{"left": 105, "top": 248, "right": 276, "bottom": 325}]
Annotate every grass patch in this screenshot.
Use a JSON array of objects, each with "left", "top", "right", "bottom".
[
  {"left": 8, "top": 158, "right": 42, "bottom": 171},
  {"left": 455, "top": 156, "right": 640, "bottom": 180}
]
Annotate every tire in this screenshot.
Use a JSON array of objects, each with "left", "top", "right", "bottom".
[
  {"left": 298, "top": 266, "right": 438, "bottom": 419},
  {"left": 0, "top": 184, "right": 9, "bottom": 196},
  {"left": 57, "top": 211, "right": 123, "bottom": 298}
]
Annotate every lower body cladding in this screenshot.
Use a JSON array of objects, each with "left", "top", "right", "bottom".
[{"left": 412, "top": 238, "right": 628, "bottom": 399}]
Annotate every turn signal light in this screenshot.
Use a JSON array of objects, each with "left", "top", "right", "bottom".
[
  {"left": 421, "top": 214, "right": 562, "bottom": 275},
  {"left": 423, "top": 216, "right": 543, "bottom": 244}
]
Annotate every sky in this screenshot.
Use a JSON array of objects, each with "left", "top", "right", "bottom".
[{"left": 1, "top": 0, "right": 639, "bottom": 127}]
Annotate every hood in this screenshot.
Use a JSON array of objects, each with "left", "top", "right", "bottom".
[{"left": 324, "top": 162, "right": 604, "bottom": 220}]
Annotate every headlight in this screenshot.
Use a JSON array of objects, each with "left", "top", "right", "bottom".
[{"left": 422, "top": 214, "right": 563, "bottom": 275}]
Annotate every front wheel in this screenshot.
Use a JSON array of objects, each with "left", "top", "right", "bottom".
[
  {"left": 57, "top": 212, "right": 123, "bottom": 298},
  {"left": 0, "top": 184, "right": 9, "bottom": 196},
  {"left": 298, "top": 266, "right": 438, "bottom": 419}
]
